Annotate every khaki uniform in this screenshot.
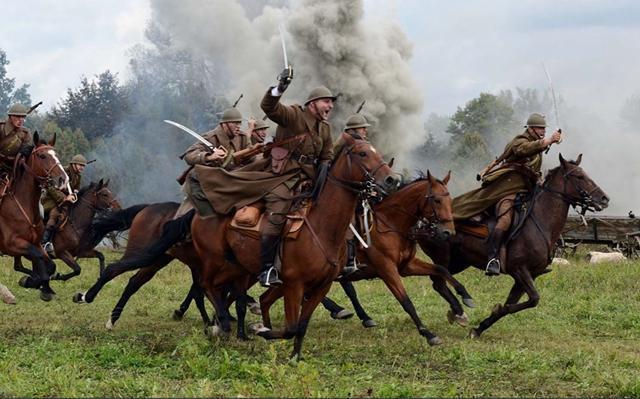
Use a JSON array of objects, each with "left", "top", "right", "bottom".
[
  {"left": 43, "top": 166, "right": 82, "bottom": 229},
  {"left": 0, "top": 120, "right": 32, "bottom": 173},
  {"left": 452, "top": 129, "right": 548, "bottom": 228},
  {"left": 180, "top": 126, "right": 252, "bottom": 217},
  {"left": 194, "top": 90, "right": 333, "bottom": 235}
]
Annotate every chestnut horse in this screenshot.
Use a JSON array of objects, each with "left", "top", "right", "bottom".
[
  {"left": 419, "top": 154, "right": 609, "bottom": 337},
  {"left": 0, "top": 133, "right": 69, "bottom": 301},
  {"left": 77, "top": 134, "right": 398, "bottom": 359},
  {"left": 259, "top": 171, "right": 475, "bottom": 345}
]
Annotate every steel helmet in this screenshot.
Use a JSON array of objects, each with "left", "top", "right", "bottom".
[
  {"left": 70, "top": 154, "right": 88, "bottom": 166},
  {"left": 220, "top": 108, "right": 243, "bottom": 123},
  {"left": 525, "top": 113, "right": 546, "bottom": 128},
  {"left": 304, "top": 86, "right": 337, "bottom": 105},
  {"left": 344, "top": 114, "right": 371, "bottom": 130},
  {"left": 7, "top": 103, "right": 29, "bottom": 117}
]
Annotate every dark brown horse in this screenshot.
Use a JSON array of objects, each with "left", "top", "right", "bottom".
[
  {"left": 258, "top": 171, "right": 475, "bottom": 344},
  {"left": 74, "top": 202, "right": 213, "bottom": 331},
  {"left": 0, "top": 133, "right": 69, "bottom": 300},
  {"left": 419, "top": 154, "right": 609, "bottom": 337},
  {"left": 45, "top": 179, "right": 120, "bottom": 281}
]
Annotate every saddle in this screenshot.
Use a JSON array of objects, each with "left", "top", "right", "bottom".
[
  {"left": 456, "top": 191, "right": 533, "bottom": 240},
  {"left": 229, "top": 200, "right": 312, "bottom": 240}
]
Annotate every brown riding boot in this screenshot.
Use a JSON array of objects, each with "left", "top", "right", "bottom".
[
  {"left": 41, "top": 225, "right": 57, "bottom": 256},
  {"left": 340, "top": 238, "right": 359, "bottom": 277},
  {"left": 485, "top": 228, "right": 507, "bottom": 276}
]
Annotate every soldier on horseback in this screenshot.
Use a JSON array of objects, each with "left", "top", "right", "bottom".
[
  {"left": 334, "top": 113, "right": 371, "bottom": 276},
  {"left": 0, "top": 104, "right": 34, "bottom": 195},
  {"left": 179, "top": 108, "right": 258, "bottom": 218},
  {"left": 41, "top": 154, "right": 88, "bottom": 255},
  {"left": 452, "top": 113, "right": 562, "bottom": 276}
]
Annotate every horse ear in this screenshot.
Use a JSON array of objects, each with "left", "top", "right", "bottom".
[
  {"left": 388, "top": 157, "right": 395, "bottom": 168},
  {"left": 48, "top": 132, "right": 57, "bottom": 146},
  {"left": 97, "top": 178, "right": 104, "bottom": 188},
  {"left": 575, "top": 153, "right": 583, "bottom": 165},
  {"left": 558, "top": 153, "right": 566, "bottom": 166},
  {"left": 341, "top": 132, "right": 356, "bottom": 146},
  {"left": 426, "top": 169, "right": 433, "bottom": 182},
  {"left": 443, "top": 170, "right": 451, "bottom": 185},
  {"left": 33, "top": 131, "right": 40, "bottom": 145},
  {"left": 104, "top": 178, "right": 110, "bottom": 187}
]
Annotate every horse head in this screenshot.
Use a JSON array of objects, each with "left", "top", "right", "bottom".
[
  {"left": 333, "top": 132, "right": 399, "bottom": 196},
  {"left": 28, "top": 132, "right": 68, "bottom": 190},
  {"left": 421, "top": 170, "right": 455, "bottom": 240},
  {"left": 79, "top": 179, "right": 119, "bottom": 212},
  {"left": 545, "top": 154, "right": 609, "bottom": 212}
]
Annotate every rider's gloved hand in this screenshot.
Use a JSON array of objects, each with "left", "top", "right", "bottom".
[{"left": 18, "top": 144, "right": 34, "bottom": 156}]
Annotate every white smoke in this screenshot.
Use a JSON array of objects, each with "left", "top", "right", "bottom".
[{"left": 150, "top": 0, "right": 424, "bottom": 159}]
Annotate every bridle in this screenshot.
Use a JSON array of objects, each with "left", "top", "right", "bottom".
[
  {"left": 542, "top": 165, "right": 602, "bottom": 214},
  {"left": 328, "top": 141, "right": 389, "bottom": 200},
  {"left": 20, "top": 145, "right": 67, "bottom": 187}
]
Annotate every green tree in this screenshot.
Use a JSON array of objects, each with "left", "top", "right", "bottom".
[
  {"left": 40, "top": 120, "right": 92, "bottom": 164},
  {"left": 447, "top": 93, "right": 516, "bottom": 151},
  {"left": 0, "top": 49, "right": 32, "bottom": 114},
  {"left": 50, "top": 70, "right": 128, "bottom": 141}
]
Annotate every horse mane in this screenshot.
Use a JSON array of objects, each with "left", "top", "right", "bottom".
[
  {"left": 77, "top": 182, "right": 97, "bottom": 197},
  {"left": 397, "top": 170, "right": 442, "bottom": 190},
  {"left": 543, "top": 160, "right": 579, "bottom": 184}
]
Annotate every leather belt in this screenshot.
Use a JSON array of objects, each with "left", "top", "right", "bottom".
[{"left": 290, "top": 152, "right": 318, "bottom": 166}]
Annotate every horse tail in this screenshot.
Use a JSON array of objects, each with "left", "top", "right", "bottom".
[
  {"left": 92, "top": 204, "right": 148, "bottom": 235},
  {"left": 105, "top": 209, "right": 195, "bottom": 272}
]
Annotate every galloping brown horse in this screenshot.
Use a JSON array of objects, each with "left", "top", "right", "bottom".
[
  {"left": 419, "top": 154, "right": 609, "bottom": 337},
  {"left": 0, "top": 133, "right": 69, "bottom": 300},
  {"left": 259, "top": 171, "right": 475, "bottom": 344},
  {"left": 45, "top": 179, "right": 120, "bottom": 281},
  {"left": 78, "top": 134, "right": 397, "bottom": 359}
]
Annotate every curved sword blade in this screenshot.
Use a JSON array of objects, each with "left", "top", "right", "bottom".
[{"left": 164, "top": 120, "right": 213, "bottom": 149}]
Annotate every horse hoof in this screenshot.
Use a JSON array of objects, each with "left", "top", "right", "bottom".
[
  {"left": 248, "top": 302, "right": 262, "bottom": 315},
  {"left": 427, "top": 336, "right": 443, "bottom": 346},
  {"left": 40, "top": 291, "right": 54, "bottom": 302},
  {"left": 206, "top": 325, "right": 225, "bottom": 337},
  {"left": 462, "top": 297, "right": 476, "bottom": 308},
  {"left": 105, "top": 319, "right": 114, "bottom": 330},
  {"left": 18, "top": 276, "right": 30, "bottom": 288},
  {"left": 362, "top": 319, "right": 377, "bottom": 328},
  {"left": 256, "top": 326, "right": 272, "bottom": 338},
  {"left": 331, "top": 309, "right": 354, "bottom": 320},
  {"left": 469, "top": 328, "right": 481, "bottom": 339},
  {"left": 172, "top": 310, "right": 184, "bottom": 321},
  {"left": 237, "top": 333, "right": 250, "bottom": 341},
  {"left": 248, "top": 322, "right": 265, "bottom": 334},
  {"left": 447, "top": 310, "right": 470, "bottom": 327},
  {"left": 72, "top": 292, "right": 85, "bottom": 303}
]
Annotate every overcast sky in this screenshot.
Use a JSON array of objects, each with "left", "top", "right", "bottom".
[{"left": 2, "top": 0, "right": 639, "bottom": 117}]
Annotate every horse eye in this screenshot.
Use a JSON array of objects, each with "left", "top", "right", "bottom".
[
  {"left": 359, "top": 151, "right": 367, "bottom": 157},
  {"left": 38, "top": 154, "right": 46, "bottom": 159}
]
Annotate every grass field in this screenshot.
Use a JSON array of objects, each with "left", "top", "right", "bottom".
[{"left": 1, "top": 250, "right": 639, "bottom": 397}]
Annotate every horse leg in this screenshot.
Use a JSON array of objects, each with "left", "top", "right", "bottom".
[
  {"left": 258, "top": 284, "right": 303, "bottom": 341},
  {"left": 320, "top": 296, "right": 349, "bottom": 317},
  {"left": 173, "top": 265, "right": 209, "bottom": 323},
  {"left": 471, "top": 271, "right": 535, "bottom": 338},
  {"left": 258, "top": 286, "right": 284, "bottom": 330},
  {"left": 401, "top": 258, "right": 475, "bottom": 308},
  {"left": 231, "top": 280, "right": 250, "bottom": 340},
  {"left": 93, "top": 250, "right": 106, "bottom": 275},
  {"left": 429, "top": 275, "right": 468, "bottom": 327},
  {"left": 15, "top": 241, "right": 56, "bottom": 301},
  {"left": 106, "top": 258, "right": 172, "bottom": 329},
  {"left": 376, "top": 260, "right": 442, "bottom": 345},
  {"left": 13, "top": 256, "right": 33, "bottom": 276},
  {"left": 50, "top": 252, "right": 82, "bottom": 282},
  {"left": 339, "top": 281, "right": 377, "bottom": 327},
  {"left": 290, "top": 283, "right": 333, "bottom": 360}
]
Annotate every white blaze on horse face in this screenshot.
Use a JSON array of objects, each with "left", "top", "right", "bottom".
[{"left": 47, "top": 149, "right": 69, "bottom": 189}]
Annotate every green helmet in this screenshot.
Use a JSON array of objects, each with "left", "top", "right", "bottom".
[
  {"left": 254, "top": 119, "right": 269, "bottom": 131},
  {"left": 304, "top": 86, "right": 337, "bottom": 105},
  {"left": 344, "top": 114, "right": 371, "bottom": 130},
  {"left": 525, "top": 113, "right": 546, "bottom": 128},
  {"left": 220, "top": 108, "right": 243, "bottom": 123},
  {"left": 7, "top": 103, "right": 29, "bottom": 117},
  {"left": 70, "top": 154, "right": 88, "bottom": 166}
]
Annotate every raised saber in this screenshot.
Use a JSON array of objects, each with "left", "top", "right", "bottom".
[
  {"left": 164, "top": 120, "right": 214, "bottom": 150},
  {"left": 542, "top": 62, "right": 562, "bottom": 145},
  {"left": 278, "top": 24, "right": 289, "bottom": 68}
]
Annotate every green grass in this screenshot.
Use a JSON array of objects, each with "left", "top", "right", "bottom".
[{"left": 1, "top": 251, "right": 639, "bottom": 397}]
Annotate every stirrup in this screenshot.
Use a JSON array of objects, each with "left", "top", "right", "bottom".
[
  {"left": 259, "top": 267, "right": 282, "bottom": 288},
  {"left": 340, "top": 263, "right": 359, "bottom": 277},
  {"left": 485, "top": 258, "right": 500, "bottom": 276}
]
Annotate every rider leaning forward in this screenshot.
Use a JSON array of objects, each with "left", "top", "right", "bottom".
[{"left": 452, "top": 113, "right": 562, "bottom": 276}]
